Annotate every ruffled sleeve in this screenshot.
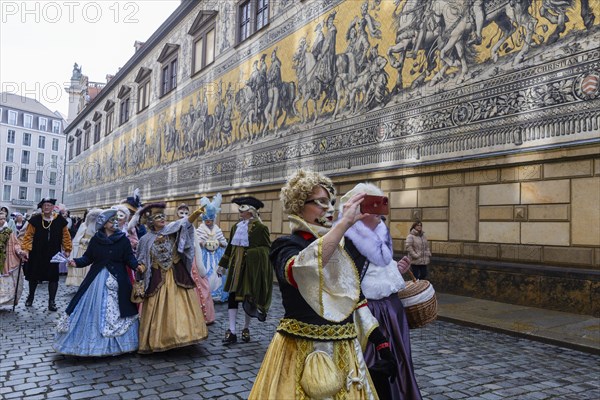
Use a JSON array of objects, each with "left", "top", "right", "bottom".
[{"left": 291, "top": 238, "right": 360, "bottom": 323}]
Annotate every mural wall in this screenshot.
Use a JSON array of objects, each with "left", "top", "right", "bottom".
[{"left": 65, "top": 0, "right": 600, "bottom": 207}]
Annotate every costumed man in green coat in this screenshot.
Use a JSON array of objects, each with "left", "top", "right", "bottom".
[{"left": 217, "top": 196, "right": 272, "bottom": 345}]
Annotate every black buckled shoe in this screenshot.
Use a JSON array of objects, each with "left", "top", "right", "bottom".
[
  {"left": 256, "top": 310, "right": 267, "bottom": 322},
  {"left": 25, "top": 296, "right": 34, "bottom": 307},
  {"left": 48, "top": 301, "right": 57, "bottom": 312},
  {"left": 222, "top": 329, "right": 237, "bottom": 345},
  {"left": 241, "top": 328, "right": 250, "bottom": 343}
]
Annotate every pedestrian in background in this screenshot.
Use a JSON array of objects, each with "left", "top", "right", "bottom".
[
  {"left": 55, "top": 209, "right": 143, "bottom": 356},
  {"left": 1, "top": 207, "right": 17, "bottom": 232},
  {"left": 13, "top": 212, "right": 26, "bottom": 233},
  {"left": 20, "top": 198, "right": 72, "bottom": 311},
  {"left": 0, "top": 211, "right": 25, "bottom": 308},
  {"left": 405, "top": 221, "right": 431, "bottom": 280}
]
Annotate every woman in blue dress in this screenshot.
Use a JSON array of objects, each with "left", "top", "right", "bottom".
[
  {"left": 197, "top": 194, "right": 228, "bottom": 302},
  {"left": 54, "top": 209, "right": 143, "bottom": 357}
]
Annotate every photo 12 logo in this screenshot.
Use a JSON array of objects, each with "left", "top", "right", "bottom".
[
  {"left": 1, "top": 1, "right": 139, "bottom": 24},
  {"left": 2, "top": 81, "right": 64, "bottom": 105}
]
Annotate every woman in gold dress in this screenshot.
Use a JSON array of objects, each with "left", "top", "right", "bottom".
[
  {"left": 135, "top": 203, "right": 208, "bottom": 353},
  {"left": 249, "top": 170, "right": 396, "bottom": 399}
]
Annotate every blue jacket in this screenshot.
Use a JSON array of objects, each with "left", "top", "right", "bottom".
[{"left": 66, "top": 230, "right": 139, "bottom": 317}]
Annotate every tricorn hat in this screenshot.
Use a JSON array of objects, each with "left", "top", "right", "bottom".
[
  {"left": 37, "top": 198, "right": 57, "bottom": 209},
  {"left": 232, "top": 196, "right": 264, "bottom": 211}
]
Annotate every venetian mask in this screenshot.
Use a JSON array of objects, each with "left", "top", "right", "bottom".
[
  {"left": 177, "top": 209, "right": 189, "bottom": 219},
  {"left": 116, "top": 210, "right": 127, "bottom": 223}
]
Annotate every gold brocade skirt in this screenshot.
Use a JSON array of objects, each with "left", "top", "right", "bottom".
[
  {"left": 138, "top": 268, "right": 208, "bottom": 354},
  {"left": 249, "top": 332, "right": 379, "bottom": 400}
]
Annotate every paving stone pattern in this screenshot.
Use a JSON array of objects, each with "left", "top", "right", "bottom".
[{"left": 1, "top": 278, "right": 599, "bottom": 399}]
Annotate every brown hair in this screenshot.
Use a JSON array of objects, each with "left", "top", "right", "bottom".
[{"left": 410, "top": 221, "right": 422, "bottom": 231}]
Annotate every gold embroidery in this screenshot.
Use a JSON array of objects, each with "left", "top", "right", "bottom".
[
  {"left": 334, "top": 341, "right": 350, "bottom": 399},
  {"left": 317, "top": 238, "right": 324, "bottom": 316},
  {"left": 277, "top": 319, "right": 357, "bottom": 340},
  {"left": 355, "top": 299, "right": 368, "bottom": 309},
  {"left": 295, "top": 338, "right": 312, "bottom": 400}
]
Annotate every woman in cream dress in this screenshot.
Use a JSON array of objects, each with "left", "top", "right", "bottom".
[{"left": 66, "top": 209, "right": 102, "bottom": 287}]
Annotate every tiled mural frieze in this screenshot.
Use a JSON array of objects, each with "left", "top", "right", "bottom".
[{"left": 65, "top": 0, "right": 600, "bottom": 207}]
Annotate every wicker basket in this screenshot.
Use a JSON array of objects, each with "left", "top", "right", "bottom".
[{"left": 397, "top": 270, "right": 437, "bottom": 329}]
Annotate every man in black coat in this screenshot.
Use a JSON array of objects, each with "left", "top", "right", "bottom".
[{"left": 21, "top": 198, "right": 72, "bottom": 311}]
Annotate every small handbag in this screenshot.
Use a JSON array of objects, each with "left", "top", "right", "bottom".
[
  {"left": 300, "top": 350, "right": 344, "bottom": 399},
  {"left": 130, "top": 271, "right": 145, "bottom": 304}
]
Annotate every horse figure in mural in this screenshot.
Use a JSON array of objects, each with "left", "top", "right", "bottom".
[
  {"left": 387, "top": 1, "right": 441, "bottom": 92},
  {"left": 263, "top": 80, "right": 297, "bottom": 135},
  {"left": 293, "top": 38, "right": 343, "bottom": 125},
  {"left": 275, "top": 80, "right": 297, "bottom": 131},
  {"left": 428, "top": 0, "right": 536, "bottom": 86}
]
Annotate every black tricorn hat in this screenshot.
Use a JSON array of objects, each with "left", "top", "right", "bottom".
[
  {"left": 37, "top": 198, "right": 57, "bottom": 209},
  {"left": 231, "top": 196, "right": 264, "bottom": 210}
]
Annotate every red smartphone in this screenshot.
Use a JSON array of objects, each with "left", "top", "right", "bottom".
[{"left": 360, "top": 195, "right": 389, "bottom": 215}]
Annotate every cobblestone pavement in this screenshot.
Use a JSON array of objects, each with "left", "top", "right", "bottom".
[{"left": 1, "top": 278, "right": 599, "bottom": 400}]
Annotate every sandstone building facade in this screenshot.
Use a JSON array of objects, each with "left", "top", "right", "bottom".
[{"left": 64, "top": 0, "right": 600, "bottom": 315}]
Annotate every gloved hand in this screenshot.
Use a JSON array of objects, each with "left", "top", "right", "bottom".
[
  {"left": 370, "top": 344, "right": 397, "bottom": 382},
  {"left": 368, "top": 329, "right": 397, "bottom": 383}
]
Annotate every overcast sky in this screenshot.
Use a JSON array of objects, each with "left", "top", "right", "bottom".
[{"left": 0, "top": 0, "right": 180, "bottom": 116}]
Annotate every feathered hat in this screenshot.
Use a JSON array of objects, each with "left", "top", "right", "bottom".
[
  {"left": 200, "top": 193, "right": 222, "bottom": 221},
  {"left": 136, "top": 202, "right": 166, "bottom": 227},
  {"left": 122, "top": 188, "right": 143, "bottom": 214},
  {"left": 84, "top": 208, "right": 103, "bottom": 236}
]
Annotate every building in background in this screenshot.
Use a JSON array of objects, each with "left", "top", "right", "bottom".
[
  {"left": 0, "top": 92, "right": 66, "bottom": 215},
  {"left": 63, "top": 0, "right": 600, "bottom": 316}
]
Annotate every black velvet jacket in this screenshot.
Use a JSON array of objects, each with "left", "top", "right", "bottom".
[
  {"left": 66, "top": 230, "right": 139, "bottom": 317},
  {"left": 270, "top": 231, "right": 368, "bottom": 330}
]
